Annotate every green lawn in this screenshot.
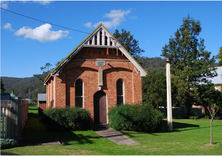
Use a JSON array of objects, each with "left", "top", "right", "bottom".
[{"left": 2, "top": 104, "right": 222, "bottom": 155}]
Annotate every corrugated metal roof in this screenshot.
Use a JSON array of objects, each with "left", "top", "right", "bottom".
[
  {"left": 209, "top": 66, "right": 222, "bottom": 84},
  {"left": 38, "top": 93, "right": 46, "bottom": 101}
]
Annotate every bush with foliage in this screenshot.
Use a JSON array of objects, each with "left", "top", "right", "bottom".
[
  {"left": 108, "top": 103, "right": 163, "bottom": 132},
  {"left": 0, "top": 138, "right": 17, "bottom": 149},
  {"left": 41, "top": 107, "right": 93, "bottom": 131},
  {"left": 142, "top": 70, "right": 188, "bottom": 109}
]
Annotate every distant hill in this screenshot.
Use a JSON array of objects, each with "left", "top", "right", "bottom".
[
  {"left": 1, "top": 76, "right": 44, "bottom": 100},
  {"left": 137, "top": 56, "right": 165, "bottom": 72},
  {"left": 1, "top": 56, "right": 219, "bottom": 103}
]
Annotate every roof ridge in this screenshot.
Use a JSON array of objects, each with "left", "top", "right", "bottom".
[{"left": 44, "top": 24, "right": 147, "bottom": 84}]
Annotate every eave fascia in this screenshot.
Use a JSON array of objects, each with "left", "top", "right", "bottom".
[
  {"left": 44, "top": 24, "right": 104, "bottom": 84},
  {"left": 44, "top": 23, "right": 147, "bottom": 83},
  {"left": 44, "top": 72, "right": 52, "bottom": 85},
  {"left": 101, "top": 25, "right": 147, "bottom": 77}
]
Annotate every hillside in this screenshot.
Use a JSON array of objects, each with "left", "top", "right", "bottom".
[
  {"left": 1, "top": 76, "right": 44, "bottom": 100},
  {"left": 137, "top": 56, "right": 165, "bottom": 72},
  {"left": 3, "top": 56, "right": 217, "bottom": 104}
]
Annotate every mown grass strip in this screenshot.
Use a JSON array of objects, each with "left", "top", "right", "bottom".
[{"left": 2, "top": 104, "right": 222, "bottom": 155}]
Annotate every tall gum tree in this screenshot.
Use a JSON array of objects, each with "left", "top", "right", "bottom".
[{"left": 161, "top": 15, "right": 217, "bottom": 114}]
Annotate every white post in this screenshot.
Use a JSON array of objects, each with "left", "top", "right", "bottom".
[
  {"left": 92, "top": 36, "right": 95, "bottom": 45},
  {"left": 166, "top": 57, "right": 173, "bottom": 132}
]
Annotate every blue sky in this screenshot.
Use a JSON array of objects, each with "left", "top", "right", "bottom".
[{"left": 1, "top": 1, "right": 222, "bottom": 78}]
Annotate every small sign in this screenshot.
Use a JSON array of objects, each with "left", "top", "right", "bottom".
[{"left": 96, "top": 60, "right": 106, "bottom": 66}]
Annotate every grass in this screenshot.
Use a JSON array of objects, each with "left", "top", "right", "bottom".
[{"left": 2, "top": 104, "right": 222, "bottom": 155}]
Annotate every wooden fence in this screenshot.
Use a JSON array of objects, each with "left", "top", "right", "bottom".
[{"left": 1, "top": 99, "right": 28, "bottom": 140}]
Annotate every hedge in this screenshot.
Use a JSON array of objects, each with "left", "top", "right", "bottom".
[
  {"left": 108, "top": 103, "right": 163, "bottom": 132},
  {"left": 41, "top": 107, "right": 93, "bottom": 131},
  {"left": 0, "top": 138, "right": 18, "bottom": 149}
]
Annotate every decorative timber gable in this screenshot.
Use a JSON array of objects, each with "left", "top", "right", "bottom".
[{"left": 44, "top": 24, "right": 147, "bottom": 84}]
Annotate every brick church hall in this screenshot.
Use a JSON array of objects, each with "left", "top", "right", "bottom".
[{"left": 42, "top": 24, "right": 147, "bottom": 124}]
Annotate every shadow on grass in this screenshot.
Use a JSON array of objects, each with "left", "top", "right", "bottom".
[
  {"left": 60, "top": 132, "right": 102, "bottom": 145},
  {"left": 159, "top": 120, "right": 200, "bottom": 132},
  {"left": 120, "top": 120, "right": 200, "bottom": 137},
  {"left": 20, "top": 113, "right": 103, "bottom": 146}
]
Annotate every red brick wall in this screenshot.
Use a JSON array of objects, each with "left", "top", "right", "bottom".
[
  {"left": 38, "top": 101, "right": 46, "bottom": 115},
  {"left": 46, "top": 47, "right": 143, "bottom": 120}
]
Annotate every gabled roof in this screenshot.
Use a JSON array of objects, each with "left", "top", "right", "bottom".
[{"left": 44, "top": 24, "right": 147, "bottom": 84}]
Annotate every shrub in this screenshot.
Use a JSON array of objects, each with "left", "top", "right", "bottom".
[
  {"left": 184, "top": 111, "right": 198, "bottom": 119},
  {"left": 199, "top": 114, "right": 210, "bottom": 119},
  {"left": 214, "top": 116, "right": 219, "bottom": 120},
  {"left": 0, "top": 138, "right": 17, "bottom": 149},
  {"left": 174, "top": 116, "right": 184, "bottom": 119},
  {"left": 189, "top": 116, "right": 198, "bottom": 119},
  {"left": 41, "top": 107, "right": 93, "bottom": 131},
  {"left": 108, "top": 103, "right": 163, "bottom": 132}
]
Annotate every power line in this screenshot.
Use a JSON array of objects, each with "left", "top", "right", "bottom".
[{"left": 1, "top": 7, "right": 90, "bottom": 34}]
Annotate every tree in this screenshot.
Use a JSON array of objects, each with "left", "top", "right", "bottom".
[
  {"left": 217, "top": 46, "right": 222, "bottom": 66},
  {"left": 0, "top": 78, "right": 5, "bottom": 93},
  {"left": 33, "top": 62, "right": 52, "bottom": 82},
  {"left": 161, "top": 15, "right": 217, "bottom": 114},
  {"left": 142, "top": 70, "right": 166, "bottom": 108},
  {"left": 32, "top": 62, "right": 52, "bottom": 104},
  {"left": 207, "top": 92, "right": 222, "bottom": 145},
  {"left": 195, "top": 84, "right": 222, "bottom": 145},
  {"left": 113, "top": 29, "right": 144, "bottom": 57},
  {"left": 55, "top": 58, "right": 64, "bottom": 67},
  {"left": 142, "top": 70, "right": 188, "bottom": 110}
]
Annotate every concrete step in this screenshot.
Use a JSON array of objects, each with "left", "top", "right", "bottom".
[
  {"left": 94, "top": 124, "right": 109, "bottom": 131},
  {"left": 95, "top": 128, "right": 139, "bottom": 145}
]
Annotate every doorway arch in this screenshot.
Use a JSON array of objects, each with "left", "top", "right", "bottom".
[{"left": 94, "top": 91, "right": 107, "bottom": 124}]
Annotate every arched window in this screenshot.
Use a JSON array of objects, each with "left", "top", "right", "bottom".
[
  {"left": 117, "top": 79, "right": 124, "bottom": 105},
  {"left": 75, "top": 79, "right": 83, "bottom": 108}
]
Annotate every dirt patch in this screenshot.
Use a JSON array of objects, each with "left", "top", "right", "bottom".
[
  {"left": 64, "top": 149, "right": 91, "bottom": 155},
  {"left": 205, "top": 143, "right": 216, "bottom": 146},
  {"left": 78, "top": 149, "right": 91, "bottom": 153}
]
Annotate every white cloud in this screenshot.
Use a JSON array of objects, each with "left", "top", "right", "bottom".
[
  {"left": 84, "top": 22, "right": 92, "bottom": 28},
  {"left": 33, "top": 0, "right": 52, "bottom": 5},
  {"left": 0, "top": 0, "right": 51, "bottom": 9},
  {"left": 14, "top": 23, "right": 69, "bottom": 42},
  {"left": 84, "top": 9, "right": 131, "bottom": 29},
  {"left": 105, "top": 9, "right": 131, "bottom": 19},
  {"left": 4, "top": 23, "right": 14, "bottom": 31},
  {"left": 0, "top": 1, "right": 9, "bottom": 9}
]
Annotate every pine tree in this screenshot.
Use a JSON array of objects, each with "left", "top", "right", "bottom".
[
  {"left": 161, "top": 15, "right": 217, "bottom": 113},
  {"left": 113, "top": 29, "right": 144, "bottom": 57}
]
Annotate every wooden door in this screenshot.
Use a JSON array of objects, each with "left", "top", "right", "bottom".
[{"left": 94, "top": 91, "right": 107, "bottom": 124}]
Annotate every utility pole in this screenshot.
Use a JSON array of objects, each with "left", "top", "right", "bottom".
[{"left": 166, "top": 57, "right": 173, "bottom": 131}]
